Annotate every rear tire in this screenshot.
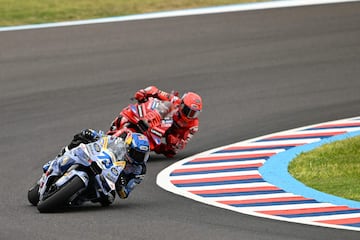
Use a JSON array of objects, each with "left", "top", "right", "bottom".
[
  {"left": 27, "top": 182, "right": 40, "bottom": 206},
  {"left": 37, "top": 176, "right": 85, "bottom": 213}
]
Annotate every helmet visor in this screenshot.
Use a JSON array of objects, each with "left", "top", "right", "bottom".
[{"left": 181, "top": 103, "right": 200, "bottom": 119}]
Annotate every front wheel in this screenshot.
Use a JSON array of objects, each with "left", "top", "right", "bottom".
[
  {"left": 37, "top": 176, "right": 85, "bottom": 213},
  {"left": 27, "top": 182, "right": 40, "bottom": 206}
]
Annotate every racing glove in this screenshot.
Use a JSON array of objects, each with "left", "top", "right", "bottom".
[
  {"left": 134, "top": 89, "right": 147, "bottom": 103},
  {"left": 81, "top": 129, "right": 101, "bottom": 142},
  {"left": 134, "top": 86, "right": 160, "bottom": 103},
  {"left": 67, "top": 128, "right": 101, "bottom": 150}
]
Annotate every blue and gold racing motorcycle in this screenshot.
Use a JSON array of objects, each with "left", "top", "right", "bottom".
[{"left": 28, "top": 136, "right": 127, "bottom": 213}]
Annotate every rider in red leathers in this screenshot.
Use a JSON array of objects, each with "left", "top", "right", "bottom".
[{"left": 109, "top": 86, "right": 203, "bottom": 158}]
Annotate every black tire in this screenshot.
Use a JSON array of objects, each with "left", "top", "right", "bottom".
[
  {"left": 37, "top": 176, "right": 85, "bottom": 213},
  {"left": 27, "top": 182, "right": 40, "bottom": 206}
]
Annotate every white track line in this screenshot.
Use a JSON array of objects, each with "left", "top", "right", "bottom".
[{"left": 0, "top": 0, "right": 359, "bottom": 32}]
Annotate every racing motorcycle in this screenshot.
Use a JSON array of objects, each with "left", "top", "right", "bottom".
[
  {"left": 107, "top": 97, "right": 175, "bottom": 151},
  {"left": 28, "top": 143, "right": 124, "bottom": 213}
]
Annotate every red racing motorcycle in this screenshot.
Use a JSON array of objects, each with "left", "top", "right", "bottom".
[{"left": 107, "top": 97, "right": 176, "bottom": 151}]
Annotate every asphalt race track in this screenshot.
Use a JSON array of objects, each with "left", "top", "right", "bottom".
[{"left": 1, "top": 2, "right": 360, "bottom": 240}]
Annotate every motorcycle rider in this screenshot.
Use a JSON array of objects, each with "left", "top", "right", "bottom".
[
  {"left": 47, "top": 129, "right": 150, "bottom": 202},
  {"left": 109, "top": 86, "right": 203, "bottom": 158}
]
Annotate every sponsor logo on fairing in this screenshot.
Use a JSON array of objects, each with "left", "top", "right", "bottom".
[
  {"left": 151, "top": 128, "right": 163, "bottom": 137},
  {"left": 151, "top": 100, "right": 160, "bottom": 110},
  {"left": 137, "top": 105, "right": 144, "bottom": 117},
  {"left": 94, "top": 143, "right": 101, "bottom": 152},
  {"left": 111, "top": 167, "right": 119, "bottom": 176}
]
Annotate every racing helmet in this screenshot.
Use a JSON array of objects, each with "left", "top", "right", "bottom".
[
  {"left": 124, "top": 133, "right": 150, "bottom": 164},
  {"left": 107, "top": 137, "right": 127, "bottom": 162},
  {"left": 179, "top": 92, "right": 202, "bottom": 121}
]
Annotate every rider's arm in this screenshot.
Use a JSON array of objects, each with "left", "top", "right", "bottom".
[
  {"left": 134, "top": 86, "right": 179, "bottom": 103},
  {"left": 57, "top": 129, "right": 101, "bottom": 157},
  {"left": 65, "top": 129, "right": 102, "bottom": 152},
  {"left": 115, "top": 164, "right": 146, "bottom": 199}
]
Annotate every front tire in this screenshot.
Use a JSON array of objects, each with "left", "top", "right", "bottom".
[
  {"left": 37, "top": 176, "right": 85, "bottom": 213},
  {"left": 27, "top": 182, "right": 40, "bottom": 206}
]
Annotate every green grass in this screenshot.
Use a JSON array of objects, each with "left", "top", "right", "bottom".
[
  {"left": 0, "top": 0, "right": 265, "bottom": 27},
  {"left": 289, "top": 136, "right": 360, "bottom": 202}
]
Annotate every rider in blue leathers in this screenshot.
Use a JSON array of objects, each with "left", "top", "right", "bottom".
[{"left": 44, "top": 129, "right": 150, "bottom": 202}]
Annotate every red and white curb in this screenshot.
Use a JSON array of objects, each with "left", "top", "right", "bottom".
[{"left": 157, "top": 116, "right": 360, "bottom": 231}]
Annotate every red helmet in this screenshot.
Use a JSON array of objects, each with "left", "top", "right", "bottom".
[{"left": 179, "top": 92, "right": 202, "bottom": 121}]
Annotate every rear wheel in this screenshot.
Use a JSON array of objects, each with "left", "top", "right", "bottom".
[
  {"left": 27, "top": 182, "right": 40, "bottom": 206},
  {"left": 37, "top": 176, "right": 85, "bottom": 213}
]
